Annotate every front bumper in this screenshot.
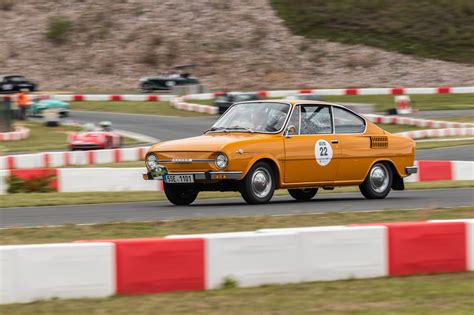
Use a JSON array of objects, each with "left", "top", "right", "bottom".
[
  {"left": 143, "top": 171, "right": 243, "bottom": 181},
  {"left": 406, "top": 165, "right": 418, "bottom": 175}
]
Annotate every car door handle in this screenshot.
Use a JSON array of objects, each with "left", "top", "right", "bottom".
[{"left": 331, "top": 139, "right": 339, "bottom": 144}]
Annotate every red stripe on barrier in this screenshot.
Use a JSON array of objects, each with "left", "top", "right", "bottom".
[
  {"left": 418, "top": 160, "right": 452, "bottom": 181},
  {"left": 386, "top": 222, "right": 467, "bottom": 276},
  {"left": 257, "top": 91, "right": 268, "bottom": 98},
  {"left": 87, "top": 151, "right": 95, "bottom": 165},
  {"left": 111, "top": 95, "right": 122, "bottom": 101},
  {"left": 6, "top": 156, "right": 15, "bottom": 169},
  {"left": 391, "top": 88, "right": 405, "bottom": 95},
  {"left": 64, "top": 152, "right": 70, "bottom": 166},
  {"left": 437, "top": 87, "right": 451, "bottom": 94},
  {"left": 106, "top": 238, "right": 205, "bottom": 294},
  {"left": 0, "top": 133, "right": 3, "bottom": 141},
  {"left": 345, "top": 89, "right": 358, "bottom": 95},
  {"left": 114, "top": 149, "right": 121, "bottom": 163},
  {"left": 73, "top": 95, "right": 84, "bottom": 101},
  {"left": 43, "top": 153, "right": 50, "bottom": 168},
  {"left": 299, "top": 89, "right": 313, "bottom": 94},
  {"left": 213, "top": 92, "right": 226, "bottom": 97},
  {"left": 138, "top": 147, "right": 146, "bottom": 160},
  {"left": 147, "top": 95, "right": 159, "bottom": 102}
]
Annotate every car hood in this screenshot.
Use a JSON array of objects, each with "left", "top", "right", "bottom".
[{"left": 150, "top": 133, "right": 276, "bottom": 152}]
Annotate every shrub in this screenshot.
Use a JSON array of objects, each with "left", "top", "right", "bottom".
[
  {"left": 46, "top": 16, "right": 73, "bottom": 44},
  {"left": 7, "top": 174, "right": 56, "bottom": 193},
  {"left": 221, "top": 276, "right": 239, "bottom": 289},
  {"left": 0, "top": 0, "right": 14, "bottom": 11}
]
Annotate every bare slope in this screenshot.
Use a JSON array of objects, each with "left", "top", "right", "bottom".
[{"left": 0, "top": 0, "right": 472, "bottom": 90}]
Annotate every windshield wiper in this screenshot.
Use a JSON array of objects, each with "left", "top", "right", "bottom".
[{"left": 204, "top": 126, "right": 228, "bottom": 133}]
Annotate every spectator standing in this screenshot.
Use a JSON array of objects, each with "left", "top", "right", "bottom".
[{"left": 16, "top": 89, "right": 30, "bottom": 120}]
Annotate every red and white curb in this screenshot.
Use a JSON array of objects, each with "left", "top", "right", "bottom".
[
  {"left": 0, "top": 160, "right": 471, "bottom": 195},
  {"left": 365, "top": 114, "right": 473, "bottom": 129},
  {"left": 0, "top": 146, "right": 150, "bottom": 170},
  {"left": 396, "top": 128, "right": 474, "bottom": 140},
  {"left": 1, "top": 219, "right": 472, "bottom": 304},
  {"left": 0, "top": 126, "right": 30, "bottom": 141}
]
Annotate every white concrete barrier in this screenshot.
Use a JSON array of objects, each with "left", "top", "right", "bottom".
[
  {"left": 0, "top": 243, "right": 115, "bottom": 304},
  {"left": 58, "top": 168, "right": 160, "bottom": 192}
]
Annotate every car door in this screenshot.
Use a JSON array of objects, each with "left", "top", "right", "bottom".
[
  {"left": 332, "top": 106, "right": 371, "bottom": 183},
  {"left": 283, "top": 104, "right": 341, "bottom": 185}
]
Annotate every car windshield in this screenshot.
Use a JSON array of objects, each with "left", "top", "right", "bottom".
[{"left": 209, "top": 102, "right": 290, "bottom": 133}]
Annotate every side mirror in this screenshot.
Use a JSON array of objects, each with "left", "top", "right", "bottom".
[{"left": 284, "top": 125, "right": 297, "bottom": 138}]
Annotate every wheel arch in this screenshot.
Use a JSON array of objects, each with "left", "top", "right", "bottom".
[
  {"left": 366, "top": 159, "right": 404, "bottom": 190},
  {"left": 241, "top": 156, "right": 282, "bottom": 187}
]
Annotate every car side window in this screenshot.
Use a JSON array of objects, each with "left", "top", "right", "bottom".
[
  {"left": 333, "top": 107, "right": 366, "bottom": 133},
  {"left": 300, "top": 105, "right": 332, "bottom": 135}
]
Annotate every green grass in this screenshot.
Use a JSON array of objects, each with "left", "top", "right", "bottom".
[
  {"left": 439, "top": 115, "right": 474, "bottom": 123},
  {"left": 0, "top": 181, "right": 472, "bottom": 209},
  {"left": 271, "top": 0, "right": 474, "bottom": 64},
  {"left": 70, "top": 101, "right": 210, "bottom": 117},
  {"left": 0, "top": 207, "right": 472, "bottom": 245},
  {"left": 0, "top": 121, "right": 142, "bottom": 154},
  {"left": 416, "top": 139, "right": 474, "bottom": 149},
  {"left": 1, "top": 273, "right": 473, "bottom": 314}
]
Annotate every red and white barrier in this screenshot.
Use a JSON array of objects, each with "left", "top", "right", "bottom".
[
  {"left": 396, "top": 128, "right": 474, "bottom": 140},
  {"left": 0, "top": 146, "right": 149, "bottom": 170},
  {"left": 1, "top": 219, "right": 472, "bottom": 304},
  {"left": 365, "top": 114, "right": 473, "bottom": 129},
  {"left": 0, "top": 242, "right": 115, "bottom": 304},
  {"left": 0, "top": 126, "right": 30, "bottom": 141},
  {"left": 0, "top": 160, "right": 471, "bottom": 195}
]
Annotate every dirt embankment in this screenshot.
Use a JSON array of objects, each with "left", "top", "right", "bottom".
[{"left": 0, "top": 0, "right": 472, "bottom": 91}]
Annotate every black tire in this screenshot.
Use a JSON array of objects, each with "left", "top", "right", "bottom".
[
  {"left": 164, "top": 184, "right": 198, "bottom": 205},
  {"left": 240, "top": 161, "right": 276, "bottom": 204},
  {"left": 359, "top": 162, "right": 393, "bottom": 199},
  {"left": 141, "top": 83, "right": 153, "bottom": 93},
  {"left": 288, "top": 188, "right": 318, "bottom": 201}
]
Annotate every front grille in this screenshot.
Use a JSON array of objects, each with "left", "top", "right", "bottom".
[{"left": 370, "top": 136, "right": 388, "bottom": 149}]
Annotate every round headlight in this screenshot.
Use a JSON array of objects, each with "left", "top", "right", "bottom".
[
  {"left": 146, "top": 154, "right": 158, "bottom": 169},
  {"left": 215, "top": 153, "right": 228, "bottom": 169}
]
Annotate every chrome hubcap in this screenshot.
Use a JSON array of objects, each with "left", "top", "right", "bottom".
[
  {"left": 251, "top": 167, "right": 272, "bottom": 198},
  {"left": 370, "top": 164, "right": 389, "bottom": 193}
]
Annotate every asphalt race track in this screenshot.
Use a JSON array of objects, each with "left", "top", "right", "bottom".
[
  {"left": 71, "top": 110, "right": 473, "bottom": 161},
  {"left": 1, "top": 188, "right": 472, "bottom": 228}
]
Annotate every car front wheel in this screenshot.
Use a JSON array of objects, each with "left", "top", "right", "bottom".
[
  {"left": 240, "top": 161, "right": 275, "bottom": 204},
  {"left": 164, "top": 184, "right": 198, "bottom": 205},
  {"left": 288, "top": 188, "right": 318, "bottom": 201},
  {"left": 359, "top": 162, "right": 393, "bottom": 199}
]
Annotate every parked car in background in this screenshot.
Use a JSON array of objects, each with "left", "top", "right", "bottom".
[
  {"left": 144, "top": 100, "right": 417, "bottom": 205},
  {"left": 214, "top": 92, "right": 261, "bottom": 114},
  {"left": 139, "top": 64, "right": 200, "bottom": 92},
  {"left": 69, "top": 122, "right": 122, "bottom": 150},
  {"left": 0, "top": 75, "right": 37, "bottom": 93},
  {"left": 29, "top": 99, "right": 69, "bottom": 117}
]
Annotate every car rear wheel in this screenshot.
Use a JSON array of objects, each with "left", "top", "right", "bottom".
[
  {"left": 359, "top": 162, "right": 393, "bottom": 199},
  {"left": 240, "top": 161, "right": 275, "bottom": 204},
  {"left": 141, "top": 83, "right": 153, "bottom": 93},
  {"left": 288, "top": 188, "right": 318, "bottom": 201},
  {"left": 164, "top": 184, "right": 198, "bottom": 205}
]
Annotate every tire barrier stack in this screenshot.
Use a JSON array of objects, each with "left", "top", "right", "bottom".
[{"left": 1, "top": 219, "right": 472, "bottom": 304}]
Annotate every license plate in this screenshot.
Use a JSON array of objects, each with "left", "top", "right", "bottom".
[{"left": 164, "top": 174, "right": 194, "bottom": 184}]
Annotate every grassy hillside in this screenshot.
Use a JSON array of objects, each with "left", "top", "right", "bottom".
[{"left": 271, "top": 0, "right": 474, "bottom": 64}]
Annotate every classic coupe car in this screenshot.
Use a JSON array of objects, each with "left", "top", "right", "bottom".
[
  {"left": 215, "top": 92, "right": 261, "bottom": 114},
  {"left": 29, "top": 99, "right": 69, "bottom": 117},
  {"left": 69, "top": 122, "right": 122, "bottom": 150},
  {"left": 143, "top": 100, "right": 417, "bottom": 205},
  {"left": 139, "top": 65, "right": 200, "bottom": 92},
  {"left": 0, "top": 75, "right": 37, "bottom": 93}
]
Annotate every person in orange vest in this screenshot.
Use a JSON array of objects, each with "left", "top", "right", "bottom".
[{"left": 16, "top": 89, "right": 30, "bottom": 120}]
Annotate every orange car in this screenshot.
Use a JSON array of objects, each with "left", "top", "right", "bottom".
[{"left": 143, "top": 100, "right": 417, "bottom": 205}]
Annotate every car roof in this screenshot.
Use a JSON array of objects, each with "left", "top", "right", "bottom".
[{"left": 236, "top": 99, "right": 343, "bottom": 107}]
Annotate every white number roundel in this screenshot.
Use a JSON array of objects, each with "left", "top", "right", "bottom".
[{"left": 315, "top": 139, "right": 333, "bottom": 166}]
